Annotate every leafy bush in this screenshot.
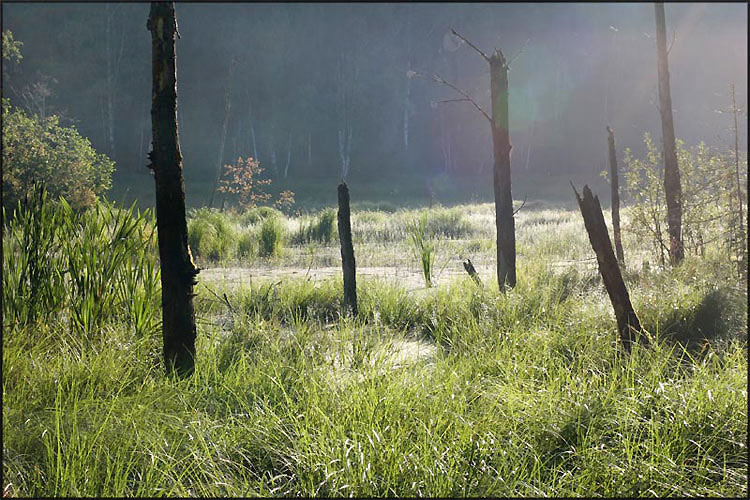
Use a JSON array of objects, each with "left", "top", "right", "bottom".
[
  {"left": 259, "top": 215, "right": 285, "bottom": 257},
  {"left": 292, "top": 208, "right": 337, "bottom": 245},
  {"left": 1, "top": 98, "right": 114, "bottom": 213},
  {"left": 622, "top": 134, "right": 746, "bottom": 269}
]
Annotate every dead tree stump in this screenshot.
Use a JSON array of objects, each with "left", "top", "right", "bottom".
[
  {"left": 337, "top": 182, "right": 357, "bottom": 316},
  {"left": 463, "top": 258, "right": 483, "bottom": 288},
  {"left": 573, "top": 184, "right": 647, "bottom": 353}
]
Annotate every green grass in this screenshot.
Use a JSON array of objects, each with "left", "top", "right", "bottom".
[{"left": 3, "top": 193, "right": 747, "bottom": 497}]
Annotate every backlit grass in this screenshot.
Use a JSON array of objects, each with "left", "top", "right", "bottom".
[{"left": 2, "top": 195, "right": 747, "bottom": 497}]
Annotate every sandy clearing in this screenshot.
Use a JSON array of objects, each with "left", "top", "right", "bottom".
[{"left": 199, "top": 264, "right": 497, "bottom": 291}]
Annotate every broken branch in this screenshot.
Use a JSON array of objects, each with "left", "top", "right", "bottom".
[
  {"left": 451, "top": 28, "right": 490, "bottom": 62},
  {"left": 431, "top": 72, "right": 492, "bottom": 123}
]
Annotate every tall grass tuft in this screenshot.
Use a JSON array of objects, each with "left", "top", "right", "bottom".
[
  {"left": 259, "top": 215, "right": 285, "bottom": 257},
  {"left": 187, "top": 208, "right": 236, "bottom": 262},
  {"left": 292, "top": 208, "right": 337, "bottom": 245},
  {"left": 407, "top": 212, "right": 435, "bottom": 287},
  {"left": 2, "top": 188, "right": 161, "bottom": 338},
  {"left": 2, "top": 187, "right": 65, "bottom": 325}
]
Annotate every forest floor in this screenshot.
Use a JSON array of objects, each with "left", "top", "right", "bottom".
[{"left": 3, "top": 199, "right": 747, "bottom": 497}]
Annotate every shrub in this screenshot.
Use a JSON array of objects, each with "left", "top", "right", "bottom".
[
  {"left": 621, "top": 134, "right": 746, "bottom": 269},
  {"left": 218, "top": 156, "right": 295, "bottom": 213},
  {"left": 259, "top": 215, "right": 285, "bottom": 257},
  {"left": 2, "top": 98, "right": 114, "bottom": 213}
]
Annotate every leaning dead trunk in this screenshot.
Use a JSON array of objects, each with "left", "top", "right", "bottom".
[
  {"left": 337, "top": 182, "right": 357, "bottom": 316},
  {"left": 607, "top": 126, "right": 624, "bottom": 265},
  {"left": 573, "top": 184, "right": 646, "bottom": 353},
  {"left": 654, "top": 2, "right": 683, "bottom": 265},
  {"left": 462, "top": 258, "right": 483, "bottom": 288},
  {"left": 148, "top": 2, "right": 199, "bottom": 376},
  {"left": 490, "top": 49, "right": 516, "bottom": 289}
]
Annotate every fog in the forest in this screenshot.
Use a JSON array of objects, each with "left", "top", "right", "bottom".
[{"left": 2, "top": 2, "right": 747, "bottom": 206}]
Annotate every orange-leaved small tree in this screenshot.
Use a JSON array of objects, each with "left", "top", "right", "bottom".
[{"left": 218, "top": 156, "right": 295, "bottom": 213}]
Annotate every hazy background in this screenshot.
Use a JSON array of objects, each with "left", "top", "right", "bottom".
[{"left": 2, "top": 2, "right": 747, "bottom": 208}]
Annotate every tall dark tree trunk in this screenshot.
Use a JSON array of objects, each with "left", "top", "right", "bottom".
[
  {"left": 490, "top": 50, "right": 516, "bottom": 289},
  {"left": 573, "top": 184, "right": 646, "bottom": 353},
  {"left": 148, "top": 2, "right": 199, "bottom": 376},
  {"left": 607, "top": 126, "right": 624, "bottom": 265},
  {"left": 655, "top": 2, "right": 684, "bottom": 265},
  {"left": 337, "top": 182, "right": 357, "bottom": 317}
]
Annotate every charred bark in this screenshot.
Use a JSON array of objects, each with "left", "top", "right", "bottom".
[
  {"left": 337, "top": 182, "right": 357, "bottom": 316},
  {"left": 462, "top": 258, "right": 483, "bottom": 288},
  {"left": 655, "top": 2, "right": 684, "bottom": 265},
  {"left": 490, "top": 50, "right": 516, "bottom": 289},
  {"left": 147, "top": 2, "right": 199, "bottom": 376},
  {"left": 573, "top": 184, "right": 646, "bottom": 353},
  {"left": 607, "top": 126, "right": 625, "bottom": 265}
]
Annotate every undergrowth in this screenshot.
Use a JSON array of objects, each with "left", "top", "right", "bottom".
[{"left": 2, "top": 193, "right": 747, "bottom": 497}]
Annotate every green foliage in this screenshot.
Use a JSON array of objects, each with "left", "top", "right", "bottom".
[
  {"left": 3, "top": 269, "right": 746, "bottom": 496},
  {"left": 259, "top": 215, "right": 285, "bottom": 257},
  {"left": 622, "top": 134, "right": 745, "bottom": 268},
  {"left": 407, "top": 212, "right": 436, "bottom": 287},
  {"left": 237, "top": 228, "right": 256, "bottom": 259},
  {"left": 424, "top": 207, "right": 472, "bottom": 239},
  {"left": 187, "top": 208, "right": 236, "bottom": 262},
  {"left": 2, "top": 29, "right": 23, "bottom": 64},
  {"left": 292, "top": 208, "right": 338, "bottom": 245},
  {"left": 3, "top": 199, "right": 747, "bottom": 497},
  {"left": 2, "top": 188, "right": 160, "bottom": 338},
  {"left": 2, "top": 98, "right": 115, "bottom": 212},
  {"left": 239, "top": 205, "right": 284, "bottom": 226},
  {"left": 2, "top": 187, "right": 64, "bottom": 325}
]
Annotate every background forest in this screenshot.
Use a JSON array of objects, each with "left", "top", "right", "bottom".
[{"left": 2, "top": 3, "right": 747, "bottom": 208}]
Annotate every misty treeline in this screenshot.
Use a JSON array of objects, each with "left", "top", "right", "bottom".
[{"left": 2, "top": 3, "right": 746, "bottom": 193}]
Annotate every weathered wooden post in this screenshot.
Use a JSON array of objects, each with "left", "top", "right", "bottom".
[
  {"left": 462, "top": 258, "right": 483, "bottom": 288},
  {"left": 489, "top": 48, "right": 517, "bottom": 290},
  {"left": 655, "top": 2, "right": 684, "bottom": 265},
  {"left": 337, "top": 182, "right": 357, "bottom": 316},
  {"left": 607, "top": 126, "right": 624, "bottom": 265},
  {"left": 148, "top": 2, "right": 199, "bottom": 376},
  {"left": 573, "top": 184, "right": 647, "bottom": 353}
]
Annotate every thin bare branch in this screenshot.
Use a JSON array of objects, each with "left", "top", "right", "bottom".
[
  {"left": 451, "top": 28, "right": 490, "bottom": 62},
  {"left": 512, "top": 194, "right": 528, "bottom": 216},
  {"left": 434, "top": 98, "right": 472, "bottom": 104},
  {"left": 507, "top": 38, "right": 530, "bottom": 67},
  {"left": 431, "top": 72, "right": 492, "bottom": 123}
]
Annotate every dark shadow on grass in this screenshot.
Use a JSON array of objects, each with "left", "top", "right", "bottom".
[{"left": 644, "top": 287, "right": 747, "bottom": 353}]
